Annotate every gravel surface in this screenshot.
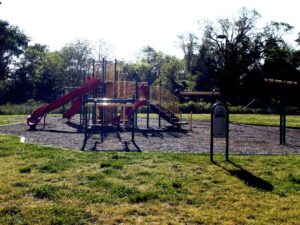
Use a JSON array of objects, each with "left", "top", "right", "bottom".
[{"left": 0, "top": 115, "right": 299, "bottom": 154}]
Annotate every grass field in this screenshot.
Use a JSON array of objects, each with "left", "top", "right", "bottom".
[
  {"left": 0, "top": 115, "right": 27, "bottom": 125},
  {"left": 0, "top": 134, "right": 300, "bottom": 224},
  {"left": 141, "top": 113, "right": 300, "bottom": 127},
  {"left": 1, "top": 114, "right": 300, "bottom": 127}
]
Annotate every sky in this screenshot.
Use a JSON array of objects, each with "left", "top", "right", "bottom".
[{"left": 1, "top": 0, "right": 300, "bottom": 61}]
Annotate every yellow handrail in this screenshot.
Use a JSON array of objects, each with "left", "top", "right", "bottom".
[{"left": 150, "top": 85, "right": 179, "bottom": 115}]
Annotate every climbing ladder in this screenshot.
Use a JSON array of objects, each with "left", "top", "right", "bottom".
[
  {"left": 149, "top": 85, "right": 185, "bottom": 126},
  {"left": 149, "top": 104, "right": 180, "bottom": 125}
]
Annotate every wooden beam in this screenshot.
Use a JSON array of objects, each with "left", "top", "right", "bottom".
[
  {"left": 180, "top": 91, "right": 220, "bottom": 96},
  {"left": 264, "top": 78, "right": 298, "bottom": 85}
]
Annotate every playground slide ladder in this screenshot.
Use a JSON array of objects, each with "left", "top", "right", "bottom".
[
  {"left": 149, "top": 85, "right": 185, "bottom": 126},
  {"left": 149, "top": 104, "right": 180, "bottom": 125}
]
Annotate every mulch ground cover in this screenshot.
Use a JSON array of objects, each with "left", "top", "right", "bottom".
[{"left": 0, "top": 116, "right": 299, "bottom": 154}]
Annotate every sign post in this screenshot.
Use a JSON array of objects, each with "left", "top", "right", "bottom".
[{"left": 210, "top": 103, "right": 229, "bottom": 162}]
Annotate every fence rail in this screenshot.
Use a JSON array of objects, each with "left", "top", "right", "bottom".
[
  {"left": 115, "top": 81, "right": 136, "bottom": 99},
  {"left": 150, "top": 85, "right": 180, "bottom": 114}
]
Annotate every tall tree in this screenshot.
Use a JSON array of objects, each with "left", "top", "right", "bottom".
[
  {"left": 0, "top": 20, "right": 28, "bottom": 103},
  {"left": 261, "top": 22, "right": 300, "bottom": 106},
  {"left": 13, "top": 44, "right": 47, "bottom": 102},
  {"left": 93, "top": 39, "right": 114, "bottom": 61},
  {"left": 59, "top": 39, "right": 93, "bottom": 87},
  {"left": 0, "top": 20, "right": 28, "bottom": 80},
  {"left": 178, "top": 33, "right": 198, "bottom": 74},
  {"left": 201, "top": 8, "right": 263, "bottom": 103}
]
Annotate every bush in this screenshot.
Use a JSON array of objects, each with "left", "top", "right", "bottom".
[
  {"left": 32, "top": 185, "right": 59, "bottom": 200},
  {"left": 180, "top": 101, "right": 211, "bottom": 113},
  {"left": 0, "top": 99, "right": 66, "bottom": 115}
]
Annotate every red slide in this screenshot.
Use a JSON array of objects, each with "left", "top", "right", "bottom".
[
  {"left": 62, "top": 95, "right": 82, "bottom": 120},
  {"left": 27, "top": 77, "right": 100, "bottom": 129}
]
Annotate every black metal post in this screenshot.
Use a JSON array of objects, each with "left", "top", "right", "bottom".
[
  {"left": 101, "top": 105, "right": 104, "bottom": 142},
  {"left": 84, "top": 97, "right": 88, "bottom": 138},
  {"left": 146, "top": 82, "right": 150, "bottom": 129},
  {"left": 114, "top": 59, "right": 118, "bottom": 81},
  {"left": 210, "top": 111, "right": 214, "bottom": 162},
  {"left": 92, "top": 60, "right": 96, "bottom": 98},
  {"left": 283, "top": 112, "right": 286, "bottom": 144},
  {"left": 92, "top": 100, "right": 96, "bottom": 126},
  {"left": 135, "top": 82, "right": 138, "bottom": 128},
  {"left": 92, "top": 59, "right": 95, "bottom": 78},
  {"left": 280, "top": 109, "right": 286, "bottom": 145},
  {"left": 225, "top": 110, "right": 229, "bottom": 161},
  {"left": 132, "top": 110, "right": 135, "bottom": 142},
  {"left": 158, "top": 81, "right": 161, "bottom": 128},
  {"left": 280, "top": 113, "right": 283, "bottom": 144}
]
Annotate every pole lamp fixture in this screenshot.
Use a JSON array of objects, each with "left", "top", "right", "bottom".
[{"left": 216, "top": 34, "right": 227, "bottom": 39}]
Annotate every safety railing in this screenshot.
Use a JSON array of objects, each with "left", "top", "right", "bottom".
[
  {"left": 150, "top": 85, "right": 180, "bottom": 115},
  {"left": 115, "top": 81, "right": 136, "bottom": 99},
  {"left": 105, "top": 63, "right": 115, "bottom": 82}
]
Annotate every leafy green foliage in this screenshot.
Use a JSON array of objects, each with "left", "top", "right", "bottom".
[
  {"left": 0, "top": 20, "right": 28, "bottom": 80},
  {"left": 179, "top": 8, "right": 300, "bottom": 107},
  {"left": 32, "top": 185, "right": 60, "bottom": 200}
]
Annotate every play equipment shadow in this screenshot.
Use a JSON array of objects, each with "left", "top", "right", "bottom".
[
  {"left": 66, "top": 120, "right": 84, "bottom": 131},
  {"left": 213, "top": 160, "right": 274, "bottom": 191},
  {"left": 32, "top": 121, "right": 84, "bottom": 134},
  {"left": 38, "top": 129, "right": 83, "bottom": 134},
  {"left": 137, "top": 126, "right": 188, "bottom": 139},
  {"left": 81, "top": 127, "right": 142, "bottom": 152}
]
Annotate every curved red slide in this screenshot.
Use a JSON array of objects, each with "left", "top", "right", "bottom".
[
  {"left": 27, "top": 77, "right": 100, "bottom": 129},
  {"left": 63, "top": 95, "right": 82, "bottom": 120}
]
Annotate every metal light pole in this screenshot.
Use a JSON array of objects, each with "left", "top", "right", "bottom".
[
  {"left": 217, "top": 34, "right": 227, "bottom": 68},
  {"left": 217, "top": 35, "right": 227, "bottom": 102}
]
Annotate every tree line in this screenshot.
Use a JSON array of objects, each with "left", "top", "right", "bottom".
[{"left": 1, "top": 8, "right": 299, "bottom": 108}]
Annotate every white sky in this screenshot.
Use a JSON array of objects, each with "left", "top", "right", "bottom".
[{"left": 1, "top": 0, "right": 300, "bottom": 61}]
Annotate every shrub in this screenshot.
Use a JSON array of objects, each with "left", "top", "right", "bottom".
[
  {"left": 129, "top": 192, "right": 159, "bottom": 203},
  {"left": 32, "top": 185, "right": 59, "bottom": 200},
  {"left": 0, "top": 99, "right": 67, "bottom": 115},
  {"left": 19, "top": 166, "right": 31, "bottom": 174}
]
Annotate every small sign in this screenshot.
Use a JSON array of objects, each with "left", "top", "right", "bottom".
[
  {"left": 210, "top": 103, "right": 229, "bottom": 162},
  {"left": 212, "top": 105, "right": 227, "bottom": 138}
]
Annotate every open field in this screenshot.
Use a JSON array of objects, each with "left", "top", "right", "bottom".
[
  {"left": 141, "top": 113, "right": 300, "bottom": 127},
  {"left": 0, "top": 115, "right": 27, "bottom": 125},
  {"left": 0, "top": 134, "right": 300, "bottom": 224},
  {"left": 1, "top": 114, "right": 300, "bottom": 127}
]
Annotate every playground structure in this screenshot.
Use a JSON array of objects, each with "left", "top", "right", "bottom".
[
  {"left": 27, "top": 59, "right": 185, "bottom": 140},
  {"left": 264, "top": 78, "right": 298, "bottom": 144},
  {"left": 21, "top": 63, "right": 300, "bottom": 155}
]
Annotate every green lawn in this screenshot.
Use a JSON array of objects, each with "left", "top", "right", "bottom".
[
  {"left": 0, "top": 115, "right": 27, "bottom": 125},
  {"left": 0, "top": 114, "right": 62, "bottom": 125},
  {"left": 0, "top": 134, "right": 299, "bottom": 224},
  {"left": 229, "top": 114, "right": 300, "bottom": 127},
  {"left": 177, "top": 113, "right": 300, "bottom": 127},
  {"left": 1, "top": 114, "right": 300, "bottom": 127}
]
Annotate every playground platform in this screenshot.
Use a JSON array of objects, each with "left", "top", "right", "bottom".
[{"left": 0, "top": 115, "right": 299, "bottom": 155}]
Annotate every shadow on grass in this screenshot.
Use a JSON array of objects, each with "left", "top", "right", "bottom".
[{"left": 213, "top": 160, "right": 274, "bottom": 191}]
